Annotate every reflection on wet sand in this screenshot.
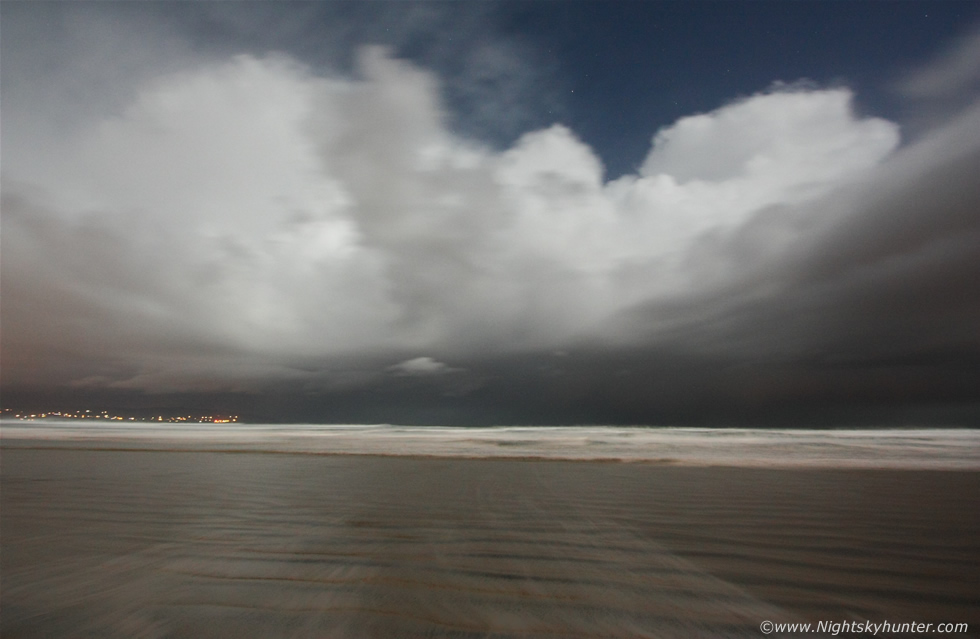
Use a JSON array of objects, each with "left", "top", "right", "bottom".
[{"left": 2, "top": 448, "right": 978, "bottom": 638}]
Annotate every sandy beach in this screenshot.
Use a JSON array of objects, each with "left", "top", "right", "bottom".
[{"left": 2, "top": 439, "right": 977, "bottom": 638}]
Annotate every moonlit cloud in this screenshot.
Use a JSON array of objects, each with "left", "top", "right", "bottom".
[
  {"left": 2, "top": 45, "right": 912, "bottom": 391},
  {"left": 388, "top": 357, "right": 457, "bottom": 376}
]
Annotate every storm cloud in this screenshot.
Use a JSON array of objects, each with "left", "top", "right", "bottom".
[{"left": 2, "top": 4, "right": 978, "bottom": 424}]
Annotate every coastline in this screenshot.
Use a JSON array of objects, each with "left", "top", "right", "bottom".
[{"left": 3, "top": 421, "right": 979, "bottom": 469}]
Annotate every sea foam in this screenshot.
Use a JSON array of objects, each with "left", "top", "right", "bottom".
[{"left": 3, "top": 421, "right": 978, "bottom": 469}]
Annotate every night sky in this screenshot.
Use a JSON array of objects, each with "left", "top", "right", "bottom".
[{"left": 3, "top": 1, "right": 979, "bottom": 426}]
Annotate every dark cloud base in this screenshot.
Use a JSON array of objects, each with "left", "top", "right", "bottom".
[{"left": 5, "top": 346, "right": 979, "bottom": 427}]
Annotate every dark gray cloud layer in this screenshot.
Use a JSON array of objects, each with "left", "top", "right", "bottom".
[{"left": 2, "top": 4, "right": 979, "bottom": 425}]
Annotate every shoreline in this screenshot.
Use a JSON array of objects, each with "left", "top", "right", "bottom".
[
  {"left": 5, "top": 440, "right": 980, "bottom": 471},
  {"left": 3, "top": 422, "right": 979, "bottom": 470}
]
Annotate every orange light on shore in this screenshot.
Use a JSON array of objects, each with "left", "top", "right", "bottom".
[{"left": 1, "top": 407, "right": 239, "bottom": 423}]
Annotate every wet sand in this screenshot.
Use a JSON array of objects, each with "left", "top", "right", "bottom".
[{"left": 2, "top": 446, "right": 978, "bottom": 638}]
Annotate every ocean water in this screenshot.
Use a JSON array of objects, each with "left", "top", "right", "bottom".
[
  {"left": 4, "top": 421, "right": 980, "bottom": 469},
  {"left": 2, "top": 425, "right": 979, "bottom": 637}
]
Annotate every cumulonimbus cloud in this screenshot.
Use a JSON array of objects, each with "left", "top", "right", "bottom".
[{"left": 6, "top": 44, "right": 976, "bottom": 395}]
